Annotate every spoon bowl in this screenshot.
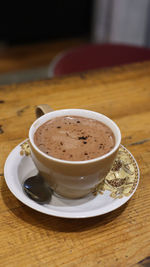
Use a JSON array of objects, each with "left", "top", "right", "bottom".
[{"left": 23, "top": 173, "right": 53, "bottom": 204}]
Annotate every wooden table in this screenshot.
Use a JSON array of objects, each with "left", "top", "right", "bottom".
[{"left": 0, "top": 61, "right": 150, "bottom": 266}]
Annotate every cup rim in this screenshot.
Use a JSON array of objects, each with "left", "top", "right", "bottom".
[{"left": 29, "top": 109, "right": 121, "bottom": 165}]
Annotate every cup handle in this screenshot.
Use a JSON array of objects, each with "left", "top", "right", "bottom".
[{"left": 35, "top": 104, "right": 53, "bottom": 118}]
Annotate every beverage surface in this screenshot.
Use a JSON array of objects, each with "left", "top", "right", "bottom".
[{"left": 34, "top": 116, "right": 115, "bottom": 161}]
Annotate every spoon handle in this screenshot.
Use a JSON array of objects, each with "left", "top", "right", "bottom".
[{"left": 35, "top": 104, "right": 53, "bottom": 118}]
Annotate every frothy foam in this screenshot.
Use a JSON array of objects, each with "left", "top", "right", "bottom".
[{"left": 34, "top": 116, "right": 115, "bottom": 161}]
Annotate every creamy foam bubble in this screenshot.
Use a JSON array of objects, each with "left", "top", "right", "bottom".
[{"left": 34, "top": 116, "right": 115, "bottom": 161}]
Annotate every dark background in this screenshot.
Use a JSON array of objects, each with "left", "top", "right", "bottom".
[{"left": 0, "top": 1, "right": 93, "bottom": 45}]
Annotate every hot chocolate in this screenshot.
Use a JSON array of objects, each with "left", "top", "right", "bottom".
[{"left": 34, "top": 116, "right": 115, "bottom": 161}]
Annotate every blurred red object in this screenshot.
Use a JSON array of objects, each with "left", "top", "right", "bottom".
[{"left": 48, "top": 44, "right": 150, "bottom": 77}]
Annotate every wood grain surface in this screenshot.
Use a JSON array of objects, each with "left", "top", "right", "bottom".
[{"left": 0, "top": 61, "right": 150, "bottom": 266}]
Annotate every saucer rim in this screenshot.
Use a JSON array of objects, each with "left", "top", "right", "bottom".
[{"left": 4, "top": 140, "right": 140, "bottom": 219}]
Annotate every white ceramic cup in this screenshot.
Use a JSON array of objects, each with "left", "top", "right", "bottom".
[{"left": 29, "top": 108, "right": 121, "bottom": 199}]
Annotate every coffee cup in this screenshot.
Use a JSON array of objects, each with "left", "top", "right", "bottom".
[{"left": 29, "top": 105, "right": 121, "bottom": 199}]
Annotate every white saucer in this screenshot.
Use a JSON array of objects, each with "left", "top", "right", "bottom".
[{"left": 4, "top": 141, "right": 140, "bottom": 219}]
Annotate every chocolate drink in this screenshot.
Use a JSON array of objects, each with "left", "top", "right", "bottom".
[{"left": 34, "top": 116, "right": 115, "bottom": 161}]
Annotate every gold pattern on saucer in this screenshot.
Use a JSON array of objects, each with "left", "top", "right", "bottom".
[
  {"left": 92, "top": 145, "right": 139, "bottom": 199},
  {"left": 20, "top": 140, "right": 31, "bottom": 156}
]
